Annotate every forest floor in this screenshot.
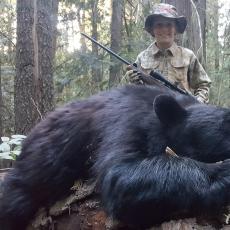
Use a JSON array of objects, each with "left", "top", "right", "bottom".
[{"left": 0, "top": 170, "right": 230, "bottom": 230}]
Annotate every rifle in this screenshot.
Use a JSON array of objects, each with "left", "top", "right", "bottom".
[{"left": 81, "top": 32, "right": 189, "bottom": 95}]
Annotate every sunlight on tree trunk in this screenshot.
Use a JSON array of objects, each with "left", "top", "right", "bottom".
[{"left": 77, "top": 0, "right": 87, "bottom": 52}]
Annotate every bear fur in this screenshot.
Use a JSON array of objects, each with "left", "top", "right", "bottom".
[{"left": 0, "top": 84, "right": 230, "bottom": 229}]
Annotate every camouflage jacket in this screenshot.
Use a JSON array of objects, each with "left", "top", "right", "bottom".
[{"left": 131, "top": 42, "right": 211, "bottom": 103}]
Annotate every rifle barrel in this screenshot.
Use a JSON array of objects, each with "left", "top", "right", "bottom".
[{"left": 81, "top": 32, "right": 131, "bottom": 65}]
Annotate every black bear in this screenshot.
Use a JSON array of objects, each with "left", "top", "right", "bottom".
[{"left": 1, "top": 84, "right": 230, "bottom": 230}]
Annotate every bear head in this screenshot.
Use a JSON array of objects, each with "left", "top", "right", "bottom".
[{"left": 154, "top": 95, "right": 230, "bottom": 162}]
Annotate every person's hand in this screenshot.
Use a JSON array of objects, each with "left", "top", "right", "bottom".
[
  {"left": 196, "top": 96, "right": 205, "bottom": 103},
  {"left": 126, "top": 65, "right": 143, "bottom": 84}
]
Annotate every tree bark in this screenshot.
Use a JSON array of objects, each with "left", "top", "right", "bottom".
[
  {"left": 196, "top": 0, "right": 207, "bottom": 66},
  {"left": 213, "top": 0, "right": 219, "bottom": 70},
  {"left": 77, "top": 0, "right": 87, "bottom": 52},
  {"left": 15, "top": 0, "right": 58, "bottom": 134},
  {"left": 90, "top": 0, "right": 101, "bottom": 93},
  {"left": 109, "top": 0, "right": 124, "bottom": 87},
  {"left": 0, "top": 63, "right": 3, "bottom": 137}
]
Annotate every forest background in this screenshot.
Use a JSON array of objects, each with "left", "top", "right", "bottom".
[{"left": 0, "top": 0, "right": 229, "bottom": 137}]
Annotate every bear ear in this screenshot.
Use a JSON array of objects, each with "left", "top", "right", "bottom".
[{"left": 154, "top": 95, "right": 187, "bottom": 126}]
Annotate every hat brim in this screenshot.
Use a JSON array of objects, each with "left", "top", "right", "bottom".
[{"left": 145, "top": 14, "right": 187, "bottom": 34}]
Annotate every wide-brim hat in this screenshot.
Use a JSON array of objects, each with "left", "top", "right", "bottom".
[{"left": 145, "top": 3, "right": 187, "bottom": 34}]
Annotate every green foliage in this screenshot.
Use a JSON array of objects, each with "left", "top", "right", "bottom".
[
  {"left": 206, "top": 0, "right": 230, "bottom": 106},
  {"left": 0, "top": 135, "right": 26, "bottom": 160},
  {"left": 54, "top": 0, "right": 156, "bottom": 104},
  {"left": 54, "top": 48, "right": 111, "bottom": 103}
]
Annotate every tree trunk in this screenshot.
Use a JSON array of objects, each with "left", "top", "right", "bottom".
[
  {"left": 196, "top": 0, "right": 207, "bottom": 66},
  {"left": 223, "top": 11, "right": 230, "bottom": 88},
  {"left": 0, "top": 63, "right": 3, "bottom": 137},
  {"left": 109, "top": 0, "right": 124, "bottom": 87},
  {"left": 15, "top": 0, "right": 58, "bottom": 134},
  {"left": 77, "top": 0, "right": 87, "bottom": 52},
  {"left": 162, "top": 0, "right": 206, "bottom": 65},
  {"left": 213, "top": 0, "right": 219, "bottom": 70},
  {"left": 90, "top": 0, "right": 101, "bottom": 93}
]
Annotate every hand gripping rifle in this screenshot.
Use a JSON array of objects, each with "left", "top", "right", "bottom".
[{"left": 81, "top": 32, "right": 189, "bottom": 96}]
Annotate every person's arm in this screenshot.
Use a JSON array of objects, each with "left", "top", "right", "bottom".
[{"left": 189, "top": 54, "right": 211, "bottom": 103}]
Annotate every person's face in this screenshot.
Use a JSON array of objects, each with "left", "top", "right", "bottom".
[{"left": 151, "top": 16, "right": 176, "bottom": 49}]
